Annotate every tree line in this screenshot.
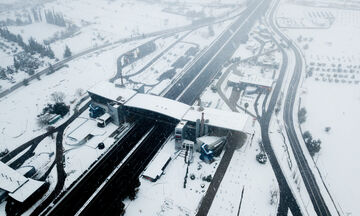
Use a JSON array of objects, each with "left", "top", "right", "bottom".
[
  {"left": 1, "top": 8, "right": 66, "bottom": 27},
  {"left": 0, "top": 27, "right": 55, "bottom": 59}
]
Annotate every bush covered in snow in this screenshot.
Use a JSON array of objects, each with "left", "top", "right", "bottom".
[{"left": 302, "top": 131, "right": 321, "bottom": 156}]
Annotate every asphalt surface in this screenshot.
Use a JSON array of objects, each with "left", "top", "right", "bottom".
[
  {"left": 196, "top": 132, "right": 244, "bottom": 216},
  {"left": 0, "top": 8, "right": 243, "bottom": 99},
  {"left": 282, "top": 27, "right": 333, "bottom": 216},
  {"left": 256, "top": 1, "right": 302, "bottom": 215},
  {"left": 258, "top": 43, "right": 301, "bottom": 216}
]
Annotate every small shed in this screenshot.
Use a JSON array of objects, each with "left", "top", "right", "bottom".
[{"left": 142, "top": 153, "right": 172, "bottom": 182}]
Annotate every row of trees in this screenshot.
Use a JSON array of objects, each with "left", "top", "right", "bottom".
[
  {"left": 0, "top": 28, "right": 55, "bottom": 59},
  {"left": 0, "top": 8, "right": 66, "bottom": 27},
  {"left": 0, "top": 17, "right": 32, "bottom": 27},
  {"left": 44, "top": 10, "right": 66, "bottom": 27},
  {"left": 32, "top": 8, "right": 43, "bottom": 23}
]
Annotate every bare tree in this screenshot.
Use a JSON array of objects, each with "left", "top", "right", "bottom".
[
  {"left": 37, "top": 114, "right": 51, "bottom": 127},
  {"left": 75, "top": 88, "right": 84, "bottom": 97},
  {"left": 51, "top": 91, "right": 66, "bottom": 103}
]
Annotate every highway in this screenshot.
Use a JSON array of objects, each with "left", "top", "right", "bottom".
[
  {"left": 282, "top": 24, "right": 333, "bottom": 216},
  {"left": 257, "top": 0, "right": 302, "bottom": 215},
  {"left": 0, "top": 5, "right": 245, "bottom": 100},
  {"left": 269, "top": 0, "right": 336, "bottom": 215},
  {"left": 38, "top": 1, "right": 276, "bottom": 215}
]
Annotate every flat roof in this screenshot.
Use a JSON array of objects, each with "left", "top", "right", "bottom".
[
  {"left": 228, "top": 73, "right": 273, "bottom": 88},
  {"left": 197, "top": 136, "right": 224, "bottom": 145},
  {"left": 0, "top": 162, "right": 45, "bottom": 202},
  {"left": 9, "top": 179, "right": 45, "bottom": 202},
  {"left": 88, "top": 81, "right": 137, "bottom": 104},
  {"left": 67, "top": 118, "right": 95, "bottom": 143},
  {"left": 125, "top": 93, "right": 190, "bottom": 120},
  {"left": 88, "top": 83, "right": 249, "bottom": 133},
  {"left": 143, "top": 153, "right": 172, "bottom": 180},
  {"left": 183, "top": 106, "right": 249, "bottom": 132},
  {"left": 0, "top": 161, "right": 28, "bottom": 193}
]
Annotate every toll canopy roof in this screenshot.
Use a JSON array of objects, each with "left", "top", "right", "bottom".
[
  {"left": 88, "top": 81, "right": 137, "bottom": 104},
  {"left": 88, "top": 82, "right": 249, "bottom": 133},
  {"left": 125, "top": 93, "right": 190, "bottom": 120},
  {"left": 183, "top": 106, "right": 248, "bottom": 132}
]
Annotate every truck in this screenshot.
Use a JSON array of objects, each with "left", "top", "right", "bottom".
[{"left": 96, "top": 113, "right": 112, "bottom": 128}]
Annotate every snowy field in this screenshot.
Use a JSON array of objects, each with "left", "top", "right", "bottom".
[
  {"left": 278, "top": 1, "right": 360, "bottom": 215},
  {"left": 0, "top": 38, "right": 150, "bottom": 153},
  {"left": 208, "top": 123, "right": 278, "bottom": 216},
  {"left": 301, "top": 81, "right": 360, "bottom": 216}
]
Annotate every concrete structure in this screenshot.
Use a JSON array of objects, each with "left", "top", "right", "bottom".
[
  {"left": 88, "top": 81, "right": 137, "bottom": 125},
  {"left": 87, "top": 81, "right": 249, "bottom": 137}
]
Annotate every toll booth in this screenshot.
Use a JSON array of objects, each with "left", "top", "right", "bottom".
[{"left": 175, "top": 120, "right": 187, "bottom": 149}]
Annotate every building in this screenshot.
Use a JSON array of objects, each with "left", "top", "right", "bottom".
[{"left": 0, "top": 162, "right": 45, "bottom": 203}]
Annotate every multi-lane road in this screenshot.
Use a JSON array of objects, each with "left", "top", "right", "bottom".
[
  {"left": 269, "top": 0, "right": 337, "bottom": 215},
  {"left": 282, "top": 24, "right": 335, "bottom": 216}
]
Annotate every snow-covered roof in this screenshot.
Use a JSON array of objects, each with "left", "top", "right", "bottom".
[
  {"left": 9, "top": 178, "right": 45, "bottom": 202},
  {"left": 0, "top": 162, "right": 45, "bottom": 202},
  {"left": 125, "top": 93, "right": 190, "bottom": 120},
  {"left": 183, "top": 106, "right": 249, "bottom": 132},
  {"left": 228, "top": 73, "right": 273, "bottom": 88},
  {"left": 88, "top": 81, "right": 137, "bottom": 104},
  {"left": 0, "top": 161, "right": 28, "bottom": 193},
  {"left": 67, "top": 118, "right": 95, "bottom": 143},
  {"left": 142, "top": 153, "right": 172, "bottom": 180},
  {"left": 197, "top": 136, "right": 224, "bottom": 146},
  {"left": 89, "top": 85, "right": 249, "bottom": 133}
]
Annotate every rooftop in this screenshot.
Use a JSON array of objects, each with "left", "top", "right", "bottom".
[
  {"left": 0, "top": 161, "right": 28, "bottom": 193},
  {"left": 0, "top": 162, "right": 45, "bottom": 202},
  {"left": 125, "top": 93, "right": 190, "bottom": 120},
  {"left": 89, "top": 82, "right": 250, "bottom": 133},
  {"left": 87, "top": 81, "right": 137, "bottom": 104},
  {"left": 183, "top": 106, "right": 249, "bottom": 132},
  {"left": 9, "top": 179, "right": 45, "bottom": 202}
]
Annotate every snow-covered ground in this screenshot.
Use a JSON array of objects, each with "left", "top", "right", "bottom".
[
  {"left": 62, "top": 111, "right": 123, "bottom": 188},
  {"left": 301, "top": 81, "right": 360, "bottom": 215},
  {"left": 278, "top": 1, "right": 360, "bottom": 215},
  {"left": 0, "top": 39, "right": 149, "bottom": 153},
  {"left": 208, "top": 122, "right": 278, "bottom": 216},
  {"left": 124, "top": 21, "right": 282, "bottom": 213},
  {"left": 124, "top": 139, "right": 221, "bottom": 216}
]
